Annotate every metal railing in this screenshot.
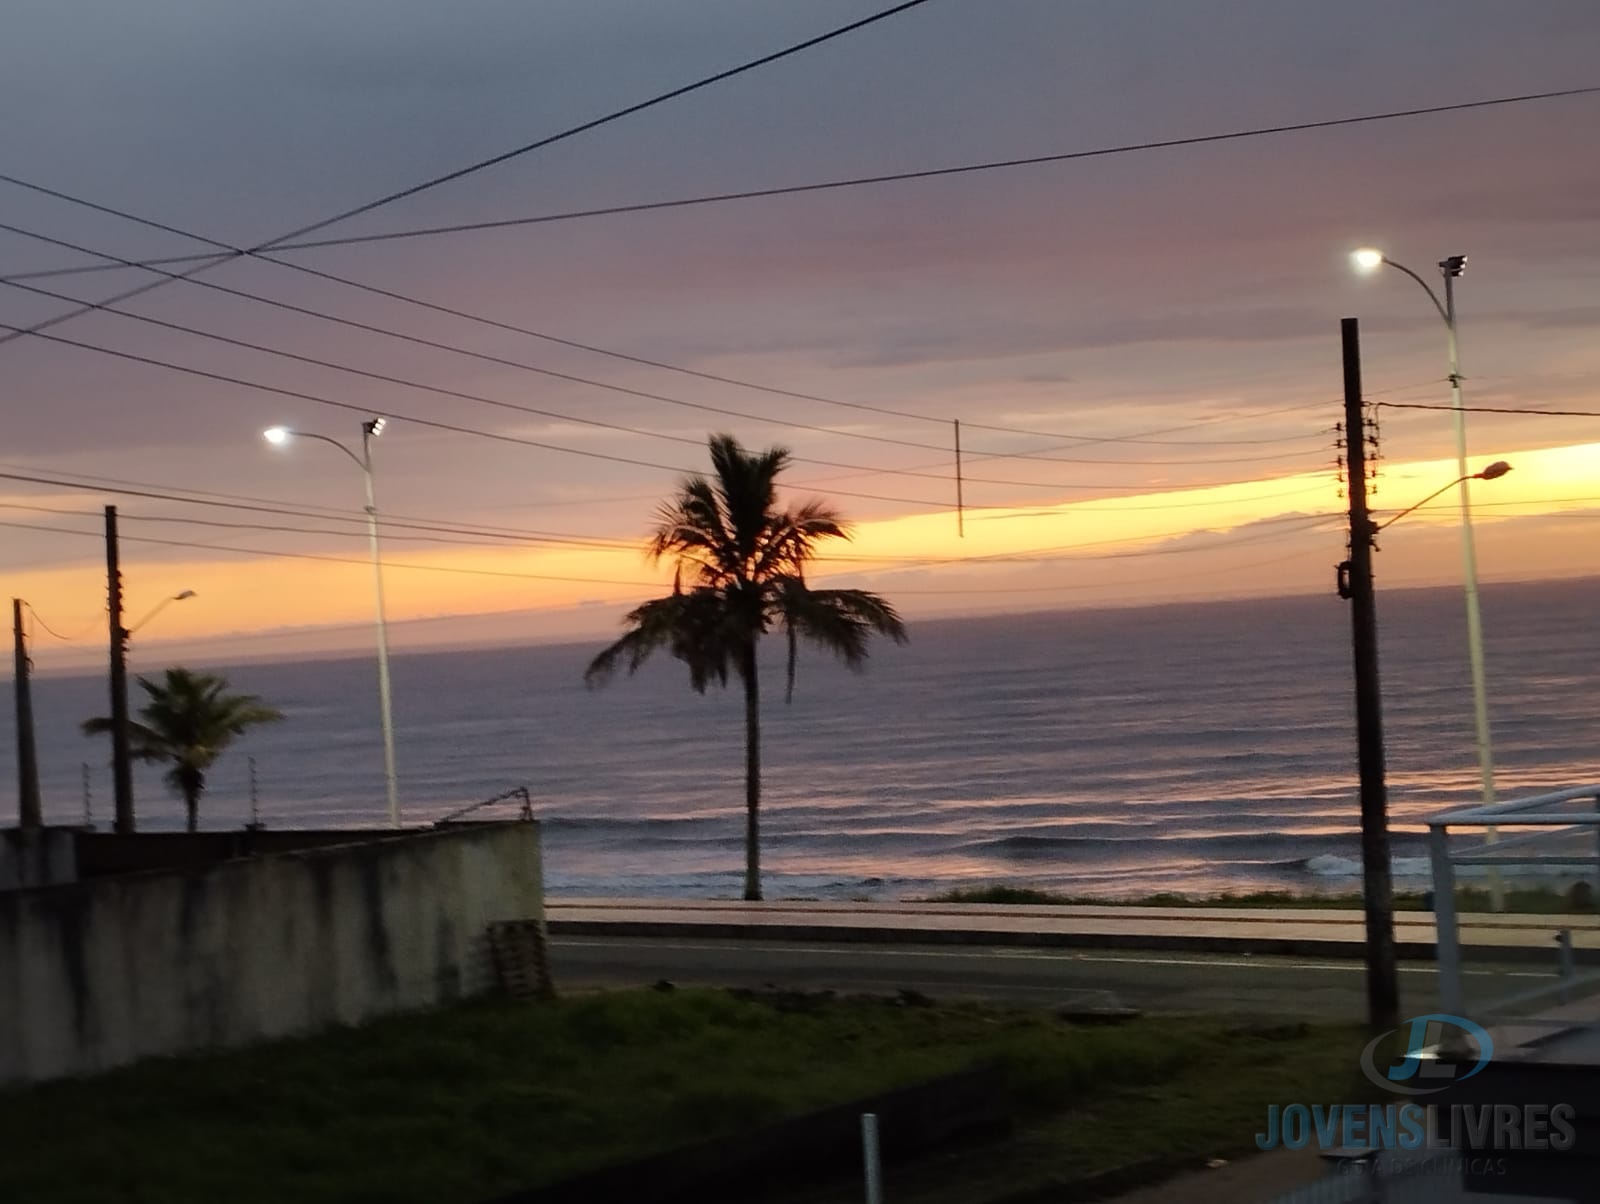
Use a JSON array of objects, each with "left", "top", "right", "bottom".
[
  {"left": 432, "top": 785, "right": 534, "bottom": 826},
  {"left": 1429, "top": 784, "right": 1600, "bottom": 1017}
]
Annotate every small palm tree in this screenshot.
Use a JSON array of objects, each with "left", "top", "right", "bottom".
[
  {"left": 83, "top": 668, "right": 283, "bottom": 832},
  {"left": 586, "top": 434, "right": 907, "bottom": 900}
]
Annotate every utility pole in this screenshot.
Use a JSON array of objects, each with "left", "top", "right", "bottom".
[
  {"left": 13, "top": 598, "right": 42, "bottom": 829},
  {"left": 106, "top": 505, "right": 135, "bottom": 835},
  {"left": 953, "top": 418, "right": 965, "bottom": 538},
  {"left": 1339, "top": 317, "right": 1398, "bottom": 1032}
]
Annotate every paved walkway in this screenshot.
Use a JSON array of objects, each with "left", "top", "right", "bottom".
[{"left": 547, "top": 898, "right": 1600, "bottom": 961}]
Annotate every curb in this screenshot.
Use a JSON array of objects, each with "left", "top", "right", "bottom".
[{"left": 548, "top": 918, "right": 1596, "bottom": 966}]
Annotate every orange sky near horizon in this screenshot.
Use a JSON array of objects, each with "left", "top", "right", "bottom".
[{"left": 9, "top": 437, "right": 1596, "bottom": 669}]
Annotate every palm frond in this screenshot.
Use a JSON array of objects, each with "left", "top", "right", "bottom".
[
  {"left": 753, "top": 498, "right": 849, "bottom": 580},
  {"left": 79, "top": 717, "right": 170, "bottom": 763},
  {"left": 585, "top": 589, "right": 734, "bottom": 693},
  {"left": 649, "top": 475, "right": 737, "bottom": 583},
  {"left": 81, "top": 667, "right": 281, "bottom": 821},
  {"left": 707, "top": 434, "right": 791, "bottom": 570},
  {"left": 773, "top": 584, "right": 909, "bottom": 700}
]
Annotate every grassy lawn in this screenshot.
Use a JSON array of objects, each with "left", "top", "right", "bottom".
[
  {"left": 768, "top": 1018, "right": 1370, "bottom": 1204},
  {"left": 929, "top": 883, "right": 1598, "bottom": 913},
  {"left": 0, "top": 990, "right": 1365, "bottom": 1204}
]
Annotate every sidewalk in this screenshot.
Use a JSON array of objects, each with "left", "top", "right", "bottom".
[{"left": 547, "top": 898, "right": 1600, "bottom": 962}]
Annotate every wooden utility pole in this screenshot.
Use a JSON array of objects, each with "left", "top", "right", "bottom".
[
  {"left": 13, "top": 598, "right": 42, "bottom": 829},
  {"left": 953, "top": 419, "right": 965, "bottom": 538},
  {"left": 106, "top": 505, "right": 135, "bottom": 834},
  {"left": 1341, "top": 317, "right": 1398, "bottom": 1032}
]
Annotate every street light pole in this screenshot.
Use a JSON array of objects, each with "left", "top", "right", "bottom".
[
  {"left": 1353, "top": 250, "right": 1501, "bottom": 903},
  {"left": 265, "top": 420, "right": 399, "bottom": 827},
  {"left": 1440, "top": 267, "right": 1496, "bottom": 819},
  {"left": 360, "top": 420, "right": 400, "bottom": 830}
]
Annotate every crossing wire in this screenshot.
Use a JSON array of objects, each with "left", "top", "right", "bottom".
[
  {"left": 0, "top": 219, "right": 1330, "bottom": 465},
  {"left": 0, "top": 317, "right": 1329, "bottom": 499},
  {"left": 0, "top": 1, "right": 939, "bottom": 348}
]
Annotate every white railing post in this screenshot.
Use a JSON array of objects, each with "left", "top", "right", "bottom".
[
  {"left": 862, "top": 1112, "right": 883, "bottom": 1204},
  {"left": 1593, "top": 793, "right": 1600, "bottom": 900},
  {"left": 1430, "top": 823, "right": 1463, "bottom": 1016}
]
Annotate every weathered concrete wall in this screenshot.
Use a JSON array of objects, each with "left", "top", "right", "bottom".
[
  {"left": 0, "top": 827, "right": 77, "bottom": 892},
  {"left": 73, "top": 828, "right": 413, "bottom": 880},
  {"left": 0, "top": 822, "right": 542, "bottom": 1086}
]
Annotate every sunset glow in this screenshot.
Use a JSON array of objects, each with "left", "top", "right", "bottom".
[{"left": 6, "top": 436, "right": 1594, "bottom": 669}]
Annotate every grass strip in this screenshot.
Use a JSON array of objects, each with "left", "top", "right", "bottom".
[
  {"left": 0, "top": 988, "right": 1352, "bottom": 1204},
  {"left": 927, "top": 883, "right": 1597, "bottom": 913}
]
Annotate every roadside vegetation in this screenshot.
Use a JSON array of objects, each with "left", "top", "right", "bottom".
[
  {"left": 0, "top": 988, "right": 1364, "bottom": 1204},
  {"left": 929, "top": 882, "right": 1599, "bottom": 913}
]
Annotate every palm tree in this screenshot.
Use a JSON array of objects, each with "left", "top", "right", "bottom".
[
  {"left": 83, "top": 668, "right": 283, "bottom": 832},
  {"left": 585, "top": 434, "right": 907, "bottom": 900}
]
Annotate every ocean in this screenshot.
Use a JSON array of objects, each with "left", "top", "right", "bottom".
[{"left": 5, "top": 578, "right": 1597, "bottom": 900}]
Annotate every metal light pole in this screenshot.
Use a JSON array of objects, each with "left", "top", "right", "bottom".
[
  {"left": 1353, "top": 249, "right": 1501, "bottom": 903},
  {"left": 265, "top": 419, "right": 400, "bottom": 827}
]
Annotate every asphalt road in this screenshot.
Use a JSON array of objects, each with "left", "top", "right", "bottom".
[{"left": 547, "top": 935, "right": 1557, "bottom": 1020}]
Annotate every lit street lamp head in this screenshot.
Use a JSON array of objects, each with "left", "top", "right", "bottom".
[
  {"left": 1352, "top": 248, "right": 1385, "bottom": 272},
  {"left": 1441, "top": 255, "right": 1468, "bottom": 278},
  {"left": 362, "top": 416, "right": 388, "bottom": 438},
  {"left": 263, "top": 426, "right": 290, "bottom": 445}
]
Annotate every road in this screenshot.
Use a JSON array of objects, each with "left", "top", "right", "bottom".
[{"left": 549, "top": 935, "right": 1563, "bottom": 1020}]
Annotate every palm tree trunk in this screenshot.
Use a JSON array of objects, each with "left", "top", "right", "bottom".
[
  {"left": 741, "top": 638, "right": 762, "bottom": 901},
  {"left": 179, "top": 766, "right": 204, "bottom": 833}
]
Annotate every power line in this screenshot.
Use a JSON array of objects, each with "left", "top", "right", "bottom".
[
  {"left": 0, "top": 470, "right": 1348, "bottom": 576},
  {"left": 262, "top": 257, "right": 1335, "bottom": 450},
  {"left": 0, "top": 469, "right": 651, "bottom": 548},
  {"left": 0, "top": 500, "right": 633, "bottom": 553},
  {"left": 0, "top": 1, "right": 937, "bottom": 350},
  {"left": 0, "top": 218, "right": 1331, "bottom": 464},
  {"left": 0, "top": 517, "right": 665, "bottom": 587},
  {"left": 248, "top": 0, "right": 939, "bottom": 254},
  {"left": 1376, "top": 401, "right": 1600, "bottom": 419},
  {"left": 802, "top": 516, "right": 1338, "bottom": 588},
  {"left": 14, "top": 85, "right": 1595, "bottom": 272},
  {"left": 966, "top": 480, "right": 1335, "bottom": 517},
  {"left": 4, "top": 80, "right": 1588, "bottom": 449},
  {"left": 21, "top": 600, "right": 100, "bottom": 642},
  {"left": 876, "top": 548, "right": 1321, "bottom": 595},
  {"left": 815, "top": 513, "right": 1335, "bottom": 565},
  {"left": 0, "top": 323, "right": 709, "bottom": 478},
  {"left": 0, "top": 459, "right": 653, "bottom": 529},
  {"left": 0, "top": 315, "right": 1327, "bottom": 498},
  {"left": 0, "top": 226, "right": 950, "bottom": 457}
]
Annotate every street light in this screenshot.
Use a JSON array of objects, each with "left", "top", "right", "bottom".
[
  {"left": 127, "top": 589, "right": 198, "bottom": 637},
  {"left": 1352, "top": 249, "right": 1500, "bottom": 885},
  {"left": 1375, "top": 462, "right": 1511, "bottom": 532},
  {"left": 265, "top": 418, "right": 400, "bottom": 827}
]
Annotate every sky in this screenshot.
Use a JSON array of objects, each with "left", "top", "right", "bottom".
[{"left": 1, "top": 0, "right": 1597, "bottom": 669}]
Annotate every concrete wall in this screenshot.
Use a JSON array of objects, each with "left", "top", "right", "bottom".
[
  {"left": 72, "top": 828, "right": 414, "bottom": 881},
  {"left": 0, "top": 827, "right": 77, "bottom": 892},
  {"left": 0, "top": 822, "right": 543, "bottom": 1086}
]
